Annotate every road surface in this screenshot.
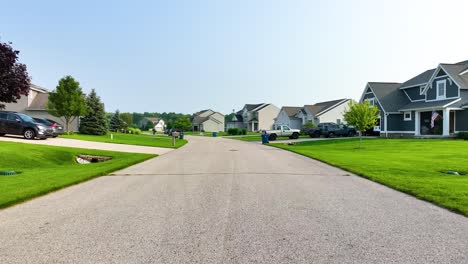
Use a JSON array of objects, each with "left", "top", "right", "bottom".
[{"left": 0, "top": 136, "right": 467, "bottom": 263}]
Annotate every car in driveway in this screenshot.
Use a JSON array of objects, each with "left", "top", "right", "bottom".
[
  {"left": 266, "top": 125, "right": 301, "bottom": 141},
  {"left": 0, "top": 111, "right": 53, "bottom": 139},
  {"left": 307, "top": 122, "right": 356, "bottom": 138},
  {"left": 33, "top": 118, "right": 64, "bottom": 137}
]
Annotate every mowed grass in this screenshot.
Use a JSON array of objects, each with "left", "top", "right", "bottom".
[
  {"left": 273, "top": 138, "right": 468, "bottom": 216},
  {"left": 61, "top": 132, "right": 187, "bottom": 148},
  {"left": 0, "top": 141, "right": 155, "bottom": 209}
]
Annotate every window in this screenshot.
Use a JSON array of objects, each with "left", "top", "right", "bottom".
[
  {"left": 7, "top": 114, "right": 18, "bottom": 121},
  {"left": 436, "top": 80, "right": 446, "bottom": 100},
  {"left": 404, "top": 112, "right": 411, "bottom": 121},
  {"left": 365, "top": 98, "right": 375, "bottom": 107},
  {"left": 0, "top": 113, "right": 7, "bottom": 120},
  {"left": 420, "top": 85, "right": 425, "bottom": 95}
]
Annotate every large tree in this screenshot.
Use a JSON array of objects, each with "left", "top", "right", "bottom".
[
  {"left": 343, "top": 101, "right": 379, "bottom": 148},
  {"left": 174, "top": 116, "right": 192, "bottom": 131},
  {"left": 79, "top": 89, "right": 108, "bottom": 135},
  {"left": 0, "top": 40, "right": 31, "bottom": 109},
  {"left": 47, "top": 76, "right": 87, "bottom": 132},
  {"left": 120, "top": 113, "right": 133, "bottom": 128}
]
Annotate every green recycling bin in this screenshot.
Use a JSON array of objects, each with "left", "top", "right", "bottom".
[
  {"left": 179, "top": 132, "right": 184, "bottom": 140},
  {"left": 212, "top": 132, "right": 218, "bottom": 137}
]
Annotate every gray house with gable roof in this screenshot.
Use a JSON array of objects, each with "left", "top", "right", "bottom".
[
  {"left": 359, "top": 60, "right": 468, "bottom": 137},
  {"left": 227, "top": 103, "right": 280, "bottom": 131}
]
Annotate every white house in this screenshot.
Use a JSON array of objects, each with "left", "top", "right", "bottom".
[
  {"left": 192, "top": 109, "right": 225, "bottom": 132},
  {"left": 227, "top": 103, "right": 280, "bottom": 131},
  {"left": 2, "top": 84, "right": 79, "bottom": 131},
  {"left": 140, "top": 117, "right": 165, "bottom": 132},
  {"left": 274, "top": 99, "right": 351, "bottom": 129}
]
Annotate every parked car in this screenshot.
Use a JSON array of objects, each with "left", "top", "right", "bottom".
[
  {"left": 266, "top": 125, "right": 301, "bottom": 141},
  {"left": 307, "top": 122, "right": 356, "bottom": 138},
  {"left": 32, "top": 118, "right": 64, "bottom": 137},
  {"left": 0, "top": 111, "right": 53, "bottom": 139}
]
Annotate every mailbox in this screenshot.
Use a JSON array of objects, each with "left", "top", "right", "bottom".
[{"left": 172, "top": 132, "right": 180, "bottom": 138}]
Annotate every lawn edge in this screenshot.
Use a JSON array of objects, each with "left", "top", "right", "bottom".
[
  {"left": 268, "top": 143, "right": 467, "bottom": 217},
  {"left": 60, "top": 135, "right": 188, "bottom": 149},
  {"left": 0, "top": 154, "right": 156, "bottom": 210}
]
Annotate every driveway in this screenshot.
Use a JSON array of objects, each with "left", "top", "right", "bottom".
[
  {"left": 0, "top": 136, "right": 467, "bottom": 263},
  {"left": 0, "top": 135, "right": 173, "bottom": 155}
]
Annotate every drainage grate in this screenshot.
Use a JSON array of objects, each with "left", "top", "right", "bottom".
[
  {"left": 0, "top": 170, "right": 17, "bottom": 176},
  {"left": 229, "top": 149, "right": 238, "bottom": 152}
]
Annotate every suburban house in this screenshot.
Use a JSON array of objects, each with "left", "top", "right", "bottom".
[
  {"left": 191, "top": 109, "right": 225, "bottom": 132},
  {"left": 227, "top": 103, "right": 280, "bottom": 131},
  {"left": 2, "top": 84, "right": 79, "bottom": 131},
  {"left": 139, "top": 117, "right": 165, "bottom": 132},
  {"left": 359, "top": 60, "right": 468, "bottom": 137},
  {"left": 274, "top": 99, "right": 351, "bottom": 130}
]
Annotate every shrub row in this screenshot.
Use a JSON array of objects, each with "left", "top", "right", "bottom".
[
  {"left": 227, "top": 128, "right": 247, "bottom": 135},
  {"left": 457, "top": 132, "right": 468, "bottom": 140}
]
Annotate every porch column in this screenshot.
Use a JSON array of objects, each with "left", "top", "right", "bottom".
[
  {"left": 443, "top": 108, "right": 450, "bottom": 136},
  {"left": 251, "top": 121, "right": 254, "bottom": 132},
  {"left": 415, "top": 111, "right": 420, "bottom": 136}
]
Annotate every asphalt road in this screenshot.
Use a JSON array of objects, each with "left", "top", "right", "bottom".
[{"left": 0, "top": 136, "right": 467, "bottom": 263}]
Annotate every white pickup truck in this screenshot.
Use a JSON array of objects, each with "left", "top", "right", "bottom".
[{"left": 266, "top": 125, "right": 301, "bottom": 141}]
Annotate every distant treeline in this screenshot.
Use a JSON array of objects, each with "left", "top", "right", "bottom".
[{"left": 106, "top": 112, "right": 191, "bottom": 130}]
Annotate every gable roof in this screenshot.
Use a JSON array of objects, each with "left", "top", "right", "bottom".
[
  {"left": 30, "top": 84, "right": 48, "bottom": 93},
  {"left": 366, "top": 82, "right": 408, "bottom": 113},
  {"left": 304, "top": 99, "right": 349, "bottom": 117},
  {"left": 27, "top": 93, "right": 49, "bottom": 110},
  {"left": 400, "top": 69, "right": 436, "bottom": 89},
  {"left": 280, "top": 106, "right": 303, "bottom": 117},
  {"left": 399, "top": 98, "right": 461, "bottom": 111},
  {"left": 192, "top": 110, "right": 224, "bottom": 124},
  {"left": 440, "top": 61, "right": 468, "bottom": 89},
  {"left": 245, "top": 104, "right": 264, "bottom": 111},
  {"left": 143, "top": 117, "right": 161, "bottom": 123}
]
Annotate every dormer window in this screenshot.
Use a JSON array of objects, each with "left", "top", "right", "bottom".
[{"left": 436, "top": 80, "right": 446, "bottom": 100}]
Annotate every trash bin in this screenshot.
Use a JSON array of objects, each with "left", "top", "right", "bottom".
[
  {"left": 212, "top": 132, "right": 218, "bottom": 137},
  {"left": 179, "top": 132, "right": 184, "bottom": 140},
  {"left": 261, "top": 133, "right": 269, "bottom": 144}
]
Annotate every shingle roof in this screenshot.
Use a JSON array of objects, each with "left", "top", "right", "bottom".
[
  {"left": 245, "top": 104, "right": 264, "bottom": 111},
  {"left": 440, "top": 62, "right": 468, "bottom": 89},
  {"left": 30, "top": 84, "right": 48, "bottom": 93},
  {"left": 280, "top": 106, "right": 303, "bottom": 117},
  {"left": 27, "top": 93, "right": 49, "bottom": 110},
  {"left": 399, "top": 98, "right": 460, "bottom": 111},
  {"left": 367, "top": 82, "right": 408, "bottom": 112},
  {"left": 144, "top": 117, "right": 161, "bottom": 123},
  {"left": 400, "top": 69, "right": 436, "bottom": 89},
  {"left": 304, "top": 99, "right": 348, "bottom": 117},
  {"left": 192, "top": 115, "right": 209, "bottom": 124}
]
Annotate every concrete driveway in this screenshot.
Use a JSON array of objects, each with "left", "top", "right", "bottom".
[
  {"left": 0, "top": 135, "right": 173, "bottom": 155},
  {"left": 0, "top": 136, "right": 467, "bottom": 263}
]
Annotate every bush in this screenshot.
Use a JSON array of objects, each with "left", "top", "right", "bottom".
[
  {"left": 240, "top": 128, "right": 247, "bottom": 135},
  {"left": 228, "top": 128, "right": 240, "bottom": 135},
  {"left": 457, "top": 132, "right": 468, "bottom": 140}
]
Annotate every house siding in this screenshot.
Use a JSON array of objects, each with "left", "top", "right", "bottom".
[
  {"left": 456, "top": 110, "right": 468, "bottom": 131},
  {"left": 257, "top": 105, "right": 280, "bottom": 130},
  {"left": 386, "top": 112, "right": 415, "bottom": 132},
  {"left": 361, "top": 92, "right": 385, "bottom": 131},
  {"left": 404, "top": 86, "right": 425, "bottom": 101},
  {"left": 426, "top": 76, "right": 459, "bottom": 100},
  {"left": 274, "top": 110, "right": 302, "bottom": 129},
  {"left": 316, "top": 101, "right": 349, "bottom": 124}
]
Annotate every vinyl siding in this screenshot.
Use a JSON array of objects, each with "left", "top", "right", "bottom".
[
  {"left": 258, "top": 104, "right": 280, "bottom": 130},
  {"left": 404, "top": 86, "right": 425, "bottom": 101},
  {"left": 426, "top": 76, "right": 459, "bottom": 101},
  {"left": 387, "top": 112, "right": 415, "bottom": 132},
  {"left": 456, "top": 110, "right": 468, "bottom": 131},
  {"left": 316, "top": 101, "right": 349, "bottom": 124},
  {"left": 362, "top": 92, "right": 385, "bottom": 131}
]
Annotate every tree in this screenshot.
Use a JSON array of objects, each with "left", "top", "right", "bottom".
[
  {"left": 343, "top": 101, "right": 379, "bottom": 148},
  {"left": 79, "top": 89, "right": 108, "bottom": 135},
  {"left": 120, "top": 113, "right": 133, "bottom": 128},
  {"left": 47, "top": 76, "right": 87, "bottom": 132},
  {"left": 144, "top": 120, "right": 154, "bottom": 131},
  {"left": 109, "top": 110, "right": 125, "bottom": 132},
  {"left": 0, "top": 40, "right": 31, "bottom": 109},
  {"left": 174, "top": 116, "right": 192, "bottom": 131}
]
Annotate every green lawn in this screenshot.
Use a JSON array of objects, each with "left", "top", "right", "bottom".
[
  {"left": 272, "top": 138, "right": 468, "bottom": 216},
  {"left": 61, "top": 132, "right": 187, "bottom": 148},
  {"left": 0, "top": 141, "right": 155, "bottom": 209}
]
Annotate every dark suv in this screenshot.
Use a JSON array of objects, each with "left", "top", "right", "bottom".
[{"left": 0, "top": 111, "right": 54, "bottom": 139}]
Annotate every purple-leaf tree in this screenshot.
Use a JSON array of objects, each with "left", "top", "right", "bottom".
[{"left": 0, "top": 40, "right": 31, "bottom": 109}]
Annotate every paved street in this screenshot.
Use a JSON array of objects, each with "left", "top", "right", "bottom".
[
  {"left": 0, "top": 136, "right": 467, "bottom": 263},
  {"left": 0, "top": 135, "right": 173, "bottom": 155}
]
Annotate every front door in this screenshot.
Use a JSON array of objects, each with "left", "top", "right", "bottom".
[{"left": 450, "top": 111, "right": 455, "bottom": 133}]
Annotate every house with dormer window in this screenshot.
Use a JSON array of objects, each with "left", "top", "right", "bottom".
[{"left": 359, "top": 60, "right": 468, "bottom": 137}]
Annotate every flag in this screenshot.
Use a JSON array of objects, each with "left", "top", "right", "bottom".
[{"left": 431, "top": 111, "right": 439, "bottom": 128}]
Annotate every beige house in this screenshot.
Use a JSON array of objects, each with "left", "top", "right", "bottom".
[
  {"left": 192, "top": 109, "right": 225, "bottom": 132},
  {"left": 2, "top": 84, "right": 79, "bottom": 131},
  {"left": 227, "top": 103, "right": 280, "bottom": 131}
]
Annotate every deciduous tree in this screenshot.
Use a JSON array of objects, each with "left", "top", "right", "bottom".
[
  {"left": 47, "top": 76, "right": 87, "bottom": 132},
  {"left": 174, "top": 116, "right": 192, "bottom": 131},
  {"left": 343, "top": 101, "right": 379, "bottom": 148},
  {"left": 0, "top": 40, "right": 31, "bottom": 109}
]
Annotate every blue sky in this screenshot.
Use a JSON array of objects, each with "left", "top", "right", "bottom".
[{"left": 1, "top": 0, "right": 467, "bottom": 114}]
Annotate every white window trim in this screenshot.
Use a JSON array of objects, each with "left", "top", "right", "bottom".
[
  {"left": 419, "top": 85, "right": 425, "bottom": 95},
  {"left": 365, "top": 98, "right": 375, "bottom": 107},
  {"left": 436, "top": 80, "right": 446, "bottom": 100},
  {"left": 404, "top": 111, "right": 412, "bottom": 121}
]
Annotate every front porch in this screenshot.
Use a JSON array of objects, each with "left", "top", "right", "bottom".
[{"left": 414, "top": 109, "right": 455, "bottom": 137}]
